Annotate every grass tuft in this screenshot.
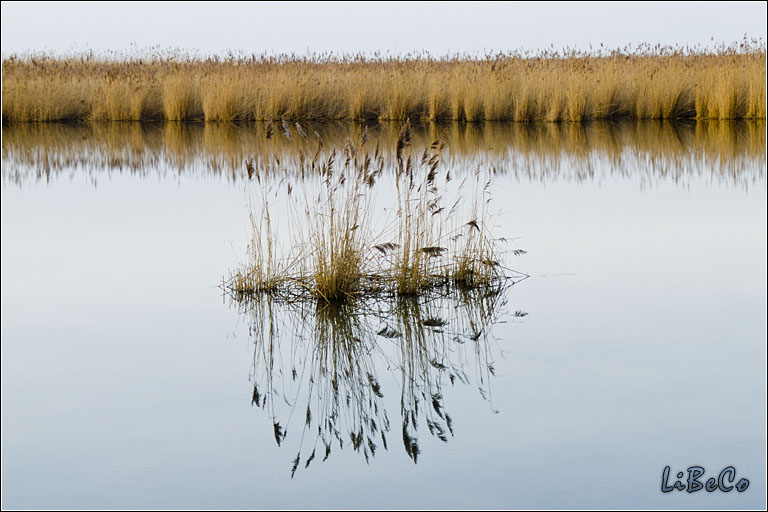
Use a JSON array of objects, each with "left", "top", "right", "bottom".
[{"left": 224, "top": 134, "right": 525, "bottom": 303}]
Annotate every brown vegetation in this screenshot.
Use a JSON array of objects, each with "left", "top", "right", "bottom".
[
  {"left": 3, "top": 40, "right": 765, "bottom": 123},
  {"left": 225, "top": 128, "right": 522, "bottom": 303}
]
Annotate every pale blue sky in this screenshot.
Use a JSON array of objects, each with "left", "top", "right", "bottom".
[{"left": 1, "top": 1, "right": 766, "bottom": 57}]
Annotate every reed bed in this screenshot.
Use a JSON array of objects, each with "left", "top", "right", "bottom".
[
  {"left": 225, "top": 125, "right": 527, "bottom": 303},
  {"left": 3, "top": 40, "right": 765, "bottom": 123}
]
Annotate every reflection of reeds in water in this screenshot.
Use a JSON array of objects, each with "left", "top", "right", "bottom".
[
  {"left": 229, "top": 277, "right": 522, "bottom": 476},
  {"left": 2, "top": 120, "right": 764, "bottom": 187}
]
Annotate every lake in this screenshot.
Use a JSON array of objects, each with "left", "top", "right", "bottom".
[{"left": 1, "top": 120, "right": 765, "bottom": 509}]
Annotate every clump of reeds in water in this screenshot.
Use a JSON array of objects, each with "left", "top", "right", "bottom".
[
  {"left": 224, "top": 123, "right": 530, "bottom": 475},
  {"left": 225, "top": 121, "right": 526, "bottom": 303},
  {"left": 306, "top": 143, "right": 372, "bottom": 301},
  {"left": 3, "top": 39, "right": 765, "bottom": 123}
]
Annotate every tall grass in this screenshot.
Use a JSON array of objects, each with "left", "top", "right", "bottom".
[
  {"left": 228, "top": 183, "right": 287, "bottom": 296},
  {"left": 225, "top": 129, "right": 524, "bottom": 302},
  {"left": 3, "top": 39, "right": 765, "bottom": 123},
  {"left": 306, "top": 147, "right": 373, "bottom": 301}
]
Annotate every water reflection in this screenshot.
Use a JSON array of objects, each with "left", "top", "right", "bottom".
[
  {"left": 226, "top": 277, "right": 527, "bottom": 477},
  {"left": 2, "top": 120, "right": 764, "bottom": 187}
]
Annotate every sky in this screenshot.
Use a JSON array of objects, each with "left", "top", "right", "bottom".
[{"left": 1, "top": 1, "right": 766, "bottom": 57}]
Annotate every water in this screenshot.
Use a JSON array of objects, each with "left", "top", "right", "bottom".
[{"left": 1, "top": 121, "right": 765, "bottom": 509}]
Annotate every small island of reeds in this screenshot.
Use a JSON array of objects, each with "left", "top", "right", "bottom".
[
  {"left": 221, "top": 122, "right": 529, "bottom": 474},
  {"left": 223, "top": 121, "right": 528, "bottom": 305},
  {"left": 3, "top": 39, "right": 765, "bottom": 123}
]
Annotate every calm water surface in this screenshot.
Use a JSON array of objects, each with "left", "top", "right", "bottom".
[{"left": 1, "top": 121, "right": 766, "bottom": 509}]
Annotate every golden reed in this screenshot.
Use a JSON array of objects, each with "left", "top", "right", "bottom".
[{"left": 2, "top": 41, "right": 765, "bottom": 123}]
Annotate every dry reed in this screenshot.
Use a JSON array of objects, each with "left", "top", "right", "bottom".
[
  {"left": 225, "top": 129, "right": 525, "bottom": 303},
  {"left": 3, "top": 40, "right": 765, "bottom": 123}
]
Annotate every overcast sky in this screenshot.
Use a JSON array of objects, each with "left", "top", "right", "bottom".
[{"left": 1, "top": 1, "right": 766, "bottom": 57}]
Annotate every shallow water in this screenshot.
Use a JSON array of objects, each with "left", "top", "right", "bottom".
[{"left": 1, "top": 121, "right": 766, "bottom": 509}]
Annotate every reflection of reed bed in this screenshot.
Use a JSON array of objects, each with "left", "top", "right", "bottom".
[
  {"left": 3, "top": 120, "right": 764, "bottom": 187},
  {"left": 3, "top": 42, "right": 765, "bottom": 122},
  {"left": 229, "top": 276, "right": 521, "bottom": 476},
  {"left": 225, "top": 123, "right": 527, "bottom": 302}
]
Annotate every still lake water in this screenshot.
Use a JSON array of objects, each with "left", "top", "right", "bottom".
[{"left": 1, "top": 121, "right": 766, "bottom": 509}]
